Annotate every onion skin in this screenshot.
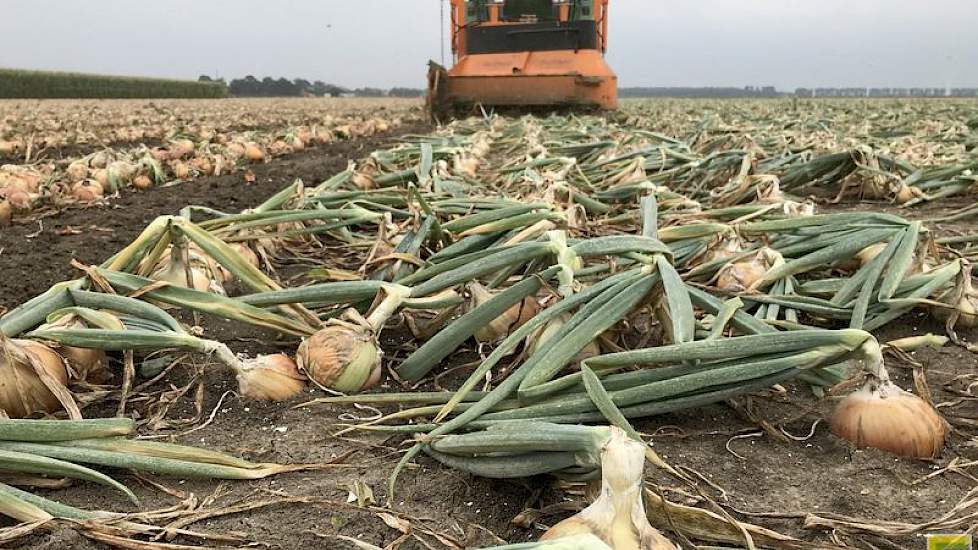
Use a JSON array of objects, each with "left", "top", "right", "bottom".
[
  {"left": 36, "top": 315, "right": 110, "bottom": 383},
  {"left": 237, "top": 354, "right": 306, "bottom": 402},
  {"left": 296, "top": 325, "right": 381, "bottom": 393},
  {"left": 71, "top": 179, "right": 104, "bottom": 202},
  {"left": 133, "top": 174, "right": 153, "bottom": 190},
  {"left": 244, "top": 143, "right": 265, "bottom": 162},
  {"left": 0, "top": 340, "right": 69, "bottom": 418},
  {"left": 716, "top": 257, "right": 767, "bottom": 293},
  {"left": 541, "top": 428, "right": 677, "bottom": 549},
  {"left": 469, "top": 283, "right": 539, "bottom": 343},
  {"left": 830, "top": 380, "right": 946, "bottom": 459},
  {"left": 0, "top": 199, "right": 11, "bottom": 226}
]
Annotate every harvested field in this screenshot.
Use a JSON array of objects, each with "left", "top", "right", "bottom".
[{"left": 0, "top": 98, "right": 976, "bottom": 550}]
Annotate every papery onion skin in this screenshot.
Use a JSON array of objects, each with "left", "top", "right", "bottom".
[
  {"left": 716, "top": 258, "right": 767, "bottom": 293},
  {"left": 0, "top": 340, "right": 69, "bottom": 418},
  {"left": 296, "top": 325, "right": 381, "bottom": 393},
  {"left": 830, "top": 380, "right": 946, "bottom": 459},
  {"left": 237, "top": 354, "right": 306, "bottom": 402}
]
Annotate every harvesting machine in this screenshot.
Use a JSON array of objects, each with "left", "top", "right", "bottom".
[{"left": 427, "top": 0, "right": 617, "bottom": 120}]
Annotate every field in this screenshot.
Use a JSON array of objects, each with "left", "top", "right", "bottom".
[
  {"left": 0, "top": 97, "right": 977, "bottom": 550},
  {"left": 0, "top": 68, "right": 227, "bottom": 99}
]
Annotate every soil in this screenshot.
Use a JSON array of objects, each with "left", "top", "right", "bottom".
[{"left": 2, "top": 127, "right": 977, "bottom": 550}]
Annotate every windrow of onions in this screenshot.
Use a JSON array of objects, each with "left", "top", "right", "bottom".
[{"left": 0, "top": 103, "right": 403, "bottom": 217}]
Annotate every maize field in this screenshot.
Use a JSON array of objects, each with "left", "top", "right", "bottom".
[
  {"left": 0, "top": 69, "right": 227, "bottom": 99},
  {"left": 0, "top": 97, "right": 976, "bottom": 550}
]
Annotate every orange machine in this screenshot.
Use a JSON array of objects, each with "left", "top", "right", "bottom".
[{"left": 427, "top": 0, "right": 617, "bottom": 119}]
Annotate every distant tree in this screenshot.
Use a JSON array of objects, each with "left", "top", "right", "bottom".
[
  {"left": 293, "top": 78, "right": 312, "bottom": 94},
  {"left": 389, "top": 87, "right": 424, "bottom": 98},
  {"left": 198, "top": 75, "right": 213, "bottom": 82},
  {"left": 323, "top": 84, "right": 347, "bottom": 97},
  {"left": 354, "top": 87, "right": 385, "bottom": 97}
]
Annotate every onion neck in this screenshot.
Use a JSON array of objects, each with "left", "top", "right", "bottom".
[
  {"left": 548, "top": 230, "right": 578, "bottom": 298},
  {"left": 365, "top": 284, "right": 411, "bottom": 332},
  {"left": 197, "top": 339, "right": 245, "bottom": 375}
]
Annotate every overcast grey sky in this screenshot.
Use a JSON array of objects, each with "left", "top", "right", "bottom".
[{"left": 3, "top": 1, "right": 977, "bottom": 90}]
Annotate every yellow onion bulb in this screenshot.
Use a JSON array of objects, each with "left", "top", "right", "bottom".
[
  {"left": 296, "top": 325, "right": 381, "bottom": 393},
  {"left": 894, "top": 184, "right": 924, "bottom": 205},
  {"left": 244, "top": 143, "right": 265, "bottom": 162},
  {"left": 171, "top": 160, "right": 191, "bottom": 180},
  {"left": 169, "top": 138, "right": 195, "bottom": 159},
  {"left": 931, "top": 276, "right": 978, "bottom": 328},
  {"left": 133, "top": 174, "right": 153, "bottom": 190},
  {"left": 6, "top": 189, "right": 32, "bottom": 211},
  {"left": 66, "top": 160, "right": 89, "bottom": 182},
  {"left": 36, "top": 315, "right": 110, "bottom": 383},
  {"left": 215, "top": 243, "right": 260, "bottom": 283},
  {"left": 150, "top": 247, "right": 221, "bottom": 293},
  {"left": 91, "top": 168, "right": 109, "bottom": 188},
  {"left": 716, "top": 252, "right": 770, "bottom": 293},
  {"left": 831, "top": 380, "right": 946, "bottom": 459},
  {"left": 236, "top": 354, "right": 306, "bottom": 402},
  {"left": 0, "top": 339, "right": 69, "bottom": 418},
  {"left": 469, "top": 283, "right": 538, "bottom": 343},
  {"left": 71, "top": 179, "right": 104, "bottom": 202},
  {"left": 855, "top": 243, "right": 887, "bottom": 268},
  {"left": 225, "top": 142, "right": 245, "bottom": 160}
]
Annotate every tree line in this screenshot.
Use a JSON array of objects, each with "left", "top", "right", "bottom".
[{"left": 199, "top": 75, "right": 424, "bottom": 98}]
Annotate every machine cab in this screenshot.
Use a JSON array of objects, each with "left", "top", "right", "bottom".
[{"left": 457, "top": 1, "right": 609, "bottom": 57}]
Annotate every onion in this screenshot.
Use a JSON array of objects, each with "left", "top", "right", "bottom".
[
  {"left": 269, "top": 140, "right": 289, "bottom": 156},
  {"left": 70, "top": 179, "right": 104, "bottom": 202},
  {"left": 225, "top": 142, "right": 245, "bottom": 160},
  {"left": 66, "top": 160, "right": 89, "bottom": 182},
  {"left": 190, "top": 155, "right": 213, "bottom": 176},
  {"left": 149, "top": 147, "right": 170, "bottom": 162},
  {"left": 89, "top": 151, "right": 111, "bottom": 169},
  {"left": 831, "top": 379, "right": 945, "bottom": 458},
  {"left": 0, "top": 338, "right": 69, "bottom": 418},
  {"left": 931, "top": 274, "right": 978, "bottom": 328},
  {"left": 169, "top": 138, "right": 195, "bottom": 159},
  {"left": 0, "top": 200, "right": 10, "bottom": 226},
  {"left": 91, "top": 168, "right": 109, "bottom": 188},
  {"left": 107, "top": 160, "right": 135, "bottom": 190},
  {"left": 893, "top": 184, "right": 924, "bottom": 205},
  {"left": 236, "top": 354, "right": 306, "bottom": 402},
  {"left": 151, "top": 245, "right": 223, "bottom": 293},
  {"left": 244, "top": 143, "right": 265, "bottom": 162},
  {"left": 6, "top": 189, "right": 32, "bottom": 211},
  {"left": 215, "top": 243, "right": 260, "bottom": 283},
  {"left": 716, "top": 250, "right": 773, "bottom": 293},
  {"left": 468, "top": 282, "right": 538, "bottom": 343},
  {"left": 352, "top": 171, "right": 376, "bottom": 190},
  {"left": 133, "top": 174, "right": 153, "bottom": 190},
  {"left": 296, "top": 325, "right": 381, "bottom": 393},
  {"left": 541, "top": 427, "right": 677, "bottom": 549},
  {"left": 36, "top": 313, "right": 112, "bottom": 383},
  {"left": 3, "top": 175, "right": 34, "bottom": 195},
  {"left": 171, "top": 160, "right": 191, "bottom": 180}
]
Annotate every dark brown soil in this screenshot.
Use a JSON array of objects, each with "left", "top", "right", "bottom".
[{"left": 1, "top": 133, "right": 976, "bottom": 550}]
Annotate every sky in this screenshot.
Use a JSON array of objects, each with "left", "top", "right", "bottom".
[{"left": 2, "top": 0, "right": 977, "bottom": 90}]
